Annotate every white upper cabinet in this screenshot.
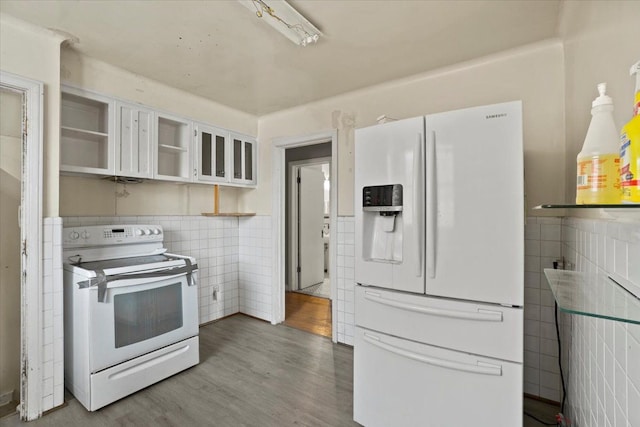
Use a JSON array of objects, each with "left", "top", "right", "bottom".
[
  {"left": 230, "top": 133, "right": 257, "bottom": 185},
  {"left": 194, "top": 123, "right": 229, "bottom": 183},
  {"left": 60, "top": 85, "right": 256, "bottom": 187},
  {"left": 154, "top": 112, "right": 193, "bottom": 182},
  {"left": 60, "top": 86, "right": 115, "bottom": 175},
  {"left": 115, "top": 101, "right": 154, "bottom": 179}
]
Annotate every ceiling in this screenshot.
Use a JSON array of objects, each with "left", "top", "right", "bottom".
[{"left": 0, "top": 0, "right": 563, "bottom": 116}]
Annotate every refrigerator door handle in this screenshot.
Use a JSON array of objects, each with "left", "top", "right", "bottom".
[
  {"left": 364, "top": 291, "right": 504, "bottom": 322},
  {"left": 363, "top": 333, "right": 503, "bottom": 376},
  {"left": 413, "top": 134, "right": 424, "bottom": 278},
  {"left": 426, "top": 130, "right": 436, "bottom": 278}
]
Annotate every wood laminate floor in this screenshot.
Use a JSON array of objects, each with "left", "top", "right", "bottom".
[
  {"left": 284, "top": 292, "right": 332, "bottom": 338},
  {"left": 0, "top": 314, "right": 560, "bottom": 427},
  {"left": 0, "top": 314, "right": 356, "bottom": 427}
]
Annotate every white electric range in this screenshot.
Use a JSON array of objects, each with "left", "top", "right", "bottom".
[{"left": 63, "top": 224, "right": 199, "bottom": 411}]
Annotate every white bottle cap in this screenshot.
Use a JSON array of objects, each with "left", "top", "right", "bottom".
[
  {"left": 631, "top": 60, "right": 640, "bottom": 92},
  {"left": 592, "top": 82, "right": 613, "bottom": 108}
]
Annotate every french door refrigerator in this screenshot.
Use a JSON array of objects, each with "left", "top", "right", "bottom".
[{"left": 354, "top": 101, "right": 524, "bottom": 427}]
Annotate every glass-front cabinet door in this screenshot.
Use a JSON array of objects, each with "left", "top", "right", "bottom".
[
  {"left": 195, "top": 123, "right": 229, "bottom": 183},
  {"left": 154, "top": 112, "right": 193, "bottom": 182},
  {"left": 230, "top": 132, "right": 257, "bottom": 186}
]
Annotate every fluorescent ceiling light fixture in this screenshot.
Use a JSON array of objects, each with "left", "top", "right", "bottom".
[{"left": 238, "top": 0, "right": 322, "bottom": 46}]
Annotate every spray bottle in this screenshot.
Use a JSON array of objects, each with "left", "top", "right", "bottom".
[
  {"left": 576, "top": 83, "right": 621, "bottom": 204},
  {"left": 620, "top": 60, "right": 640, "bottom": 203}
]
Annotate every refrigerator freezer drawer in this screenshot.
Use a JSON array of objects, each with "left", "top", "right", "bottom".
[
  {"left": 353, "top": 327, "right": 523, "bottom": 427},
  {"left": 355, "top": 285, "right": 523, "bottom": 362}
]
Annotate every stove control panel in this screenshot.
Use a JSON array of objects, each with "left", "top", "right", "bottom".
[{"left": 63, "top": 224, "right": 163, "bottom": 247}]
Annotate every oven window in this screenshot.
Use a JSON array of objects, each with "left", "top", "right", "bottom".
[{"left": 114, "top": 282, "right": 183, "bottom": 348}]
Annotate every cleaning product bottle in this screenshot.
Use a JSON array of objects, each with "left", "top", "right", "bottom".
[
  {"left": 620, "top": 60, "right": 640, "bottom": 203},
  {"left": 576, "top": 83, "right": 621, "bottom": 204}
]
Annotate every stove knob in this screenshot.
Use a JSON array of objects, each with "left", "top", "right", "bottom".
[
  {"left": 81, "top": 231, "right": 91, "bottom": 239},
  {"left": 152, "top": 228, "right": 160, "bottom": 235},
  {"left": 69, "top": 231, "right": 80, "bottom": 240},
  {"left": 135, "top": 229, "right": 144, "bottom": 236},
  {"left": 144, "top": 229, "right": 152, "bottom": 235}
]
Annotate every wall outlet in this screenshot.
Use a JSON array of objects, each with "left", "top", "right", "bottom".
[
  {"left": 556, "top": 413, "right": 570, "bottom": 426},
  {"left": 212, "top": 287, "right": 219, "bottom": 301}
]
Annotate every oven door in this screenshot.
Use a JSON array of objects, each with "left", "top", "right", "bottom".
[{"left": 87, "top": 271, "right": 198, "bottom": 373}]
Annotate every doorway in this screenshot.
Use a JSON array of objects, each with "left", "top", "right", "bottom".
[
  {"left": 284, "top": 146, "right": 332, "bottom": 337},
  {"left": 271, "top": 132, "right": 337, "bottom": 341},
  {"left": 0, "top": 71, "right": 44, "bottom": 421},
  {"left": 285, "top": 162, "right": 332, "bottom": 336},
  {"left": 0, "top": 86, "right": 23, "bottom": 418}
]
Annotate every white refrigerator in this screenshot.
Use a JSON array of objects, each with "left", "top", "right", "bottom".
[{"left": 354, "top": 101, "right": 524, "bottom": 427}]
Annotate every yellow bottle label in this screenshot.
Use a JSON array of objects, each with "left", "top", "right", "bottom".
[
  {"left": 620, "top": 112, "right": 640, "bottom": 203},
  {"left": 576, "top": 154, "right": 621, "bottom": 204}
]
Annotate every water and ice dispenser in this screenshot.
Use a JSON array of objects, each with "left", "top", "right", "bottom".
[{"left": 361, "top": 184, "right": 403, "bottom": 263}]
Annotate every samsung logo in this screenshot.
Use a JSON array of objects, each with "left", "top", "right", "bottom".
[{"left": 486, "top": 113, "right": 508, "bottom": 119}]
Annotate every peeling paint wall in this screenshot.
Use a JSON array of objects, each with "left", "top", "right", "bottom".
[
  {"left": 0, "top": 14, "right": 65, "bottom": 217},
  {"left": 58, "top": 49, "right": 259, "bottom": 217},
  {"left": 559, "top": 0, "right": 640, "bottom": 210},
  {"left": 250, "top": 40, "right": 565, "bottom": 216}
]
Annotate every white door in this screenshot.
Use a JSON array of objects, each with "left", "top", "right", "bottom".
[
  {"left": 424, "top": 101, "right": 524, "bottom": 306},
  {"left": 354, "top": 117, "right": 425, "bottom": 294},
  {"left": 298, "top": 166, "right": 325, "bottom": 289}
]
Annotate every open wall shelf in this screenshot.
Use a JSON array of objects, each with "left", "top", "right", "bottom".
[
  {"left": 534, "top": 204, "right": 639, "bottom": 209},
  {"left": 543, "top": 269, "right": 640, "bottom": 324}
]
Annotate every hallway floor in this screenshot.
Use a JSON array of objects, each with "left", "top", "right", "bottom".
[
  {"left": 295, "top": 277, "right": 331, "bottom": 299},
  {"left": 284, "top": 292, "right": 332, "bottom": 338}
]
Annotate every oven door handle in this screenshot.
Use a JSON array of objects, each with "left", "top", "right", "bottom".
[{"left": 77, "top": 262, "right": 198, "bottom": 303}]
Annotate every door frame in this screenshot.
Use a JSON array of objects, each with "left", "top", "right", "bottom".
[
  {"left": 0, "top": 71, "right": 44, "bottom": 421},
  {"left": 271, "top": 130, "right": 338, "bottom": 342},
  {"left": 288, "top": 157, "right": 331, "bottom": 292}
]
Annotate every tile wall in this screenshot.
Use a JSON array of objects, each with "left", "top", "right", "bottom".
[
  {"left": 63, "top": 216, "right": 240, "bottom": 325},
  {"left": 238, "top": 216, "right": 273, "bottom": 322},
  {"left": 42, "top": 217, "right": 63, "bottom": 412},
  {"left": 561, "top": 217, "right": 640, "bottom": 427},
  {"left": 51, "top": 213, "right": 640, "bottom": 423},
  {"left": 336, "top": 216, "right": 355, "bottom": 345},
  {"left": 524, "top": 217, "right": 563, "bottom": 401}
]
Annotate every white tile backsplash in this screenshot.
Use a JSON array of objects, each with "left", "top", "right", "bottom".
[
  {"left": 561, "top": 217, "right": 640, "bottom": 426},
  {"left": 64, "top": 216, "right": 240, "bottom": 325},
  {"left": 336, "top": 216, "right": 355, "bottom": 346},
  {"left": 524, "top": 216, "right": 562, "bottom": 402},
  {"left": 238, "top": 216, "right": 272, "bottom": 322},
  {"left": 42, "top": 217, "right": 63, "bottom": 412},
  {"left": 53, "top": 212, "right": 640, "bottom": 423}
]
